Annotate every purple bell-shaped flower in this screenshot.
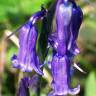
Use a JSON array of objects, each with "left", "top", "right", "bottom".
[
  {"left": 11, "top": 7, "right": 47, "bottom": 75},
  {"left": 17, "top": 77, "right": 30, "bottom": 96},
  {"left": 48, "top": 0, "right": 83, "bottom": 95}
]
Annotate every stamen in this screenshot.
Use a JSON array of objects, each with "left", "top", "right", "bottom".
[{"left": 73, "top": 63, "right": 86, "bottom": 74}]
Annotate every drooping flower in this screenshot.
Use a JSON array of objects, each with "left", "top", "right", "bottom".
[
  {"left": 9, "top": 0, "right": 83, "bottom": 95},
  {"left": 48, "top": 0, "right": 83, "bottom": 95},
  {"left": 11, "top": 7, "right": 47, "bottom": 75},
  {"left": 17, "top": 75, "right": 41, "bottom": 96},
  {"left": 17, "top": 77, "right": 30, "bottom": 96}
]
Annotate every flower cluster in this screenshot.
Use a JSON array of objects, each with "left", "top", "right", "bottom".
[{"left": 10, "top": 0, "right": 83, "bottom": 96}]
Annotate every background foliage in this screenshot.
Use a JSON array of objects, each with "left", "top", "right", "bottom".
[{"left": 0, "top": 0, "right": 96, "bottom": 96}]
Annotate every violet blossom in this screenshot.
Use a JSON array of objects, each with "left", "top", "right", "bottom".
[
  {"left": 17, "top": 77, "right": 30, "bottom": 96},
  {"left": 10, "top": 0, "right": 83, "bottom": 95},
  {"left": 48, "top": 0, "right": 83, "bottom": 95},
  {"left": 11, "top": 7, "right": 47, "bottom": 75}
]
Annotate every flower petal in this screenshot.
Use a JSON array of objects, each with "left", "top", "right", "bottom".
[
  {"left": 51, "top": 55, "right": 69, "bottom": 95},
  {"left": 18, "top": 25, "right": 43, "bottom": 75},
  {"left": 68, "top": 4, "right": 83, "bottom": 55},
  {"left": 11, "top": 7, "right": 48, "bottom": 75},
  {"left": 17, "top": 77, "right": 30, "bottom": 96},
  {"left": 68, "top": 84, "right": 80, "bottom": 95}
]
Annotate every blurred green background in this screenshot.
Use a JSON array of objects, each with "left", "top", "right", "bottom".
[{"left": 0, "top": 0, "right": 96, "bottom": 96}]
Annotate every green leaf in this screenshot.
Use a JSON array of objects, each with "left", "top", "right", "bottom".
[
  {"left": 0, "top": 0, "right": 50, "bottom": 22},
  {"left": 0, "top": 0, "right": 19, "bottom": 21},
  {"left": 19, "top": 0, "right": 50, "bottom": 14},
  {"left": 85, "top": 71, "right": 96, "bottom": 96}
]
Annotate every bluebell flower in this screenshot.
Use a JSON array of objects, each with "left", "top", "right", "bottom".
[
  {"left": 17, "top": 77, "right": 30, "bottom": 96},
  {"left": 48, "top": 0, "right": 83, "bottom": 95},
  {"left": 11, "top": 7, "right": 47, "bottom": 75},
  {"left": 9, "top": 0, "right": 83, "bottom": 95}
]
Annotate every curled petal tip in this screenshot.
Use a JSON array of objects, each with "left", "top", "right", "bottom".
[
  {"left": 11, "top": 55, "right": 43, "bottom": 75},
  {"left": 11, "top": 54, "right": 20, "bottom": 68},
  {"left": 48, "top": 91, "right": 68, "bottom": 96},
  {"left": 69, "top": 45, "right": 80, "bottom": 56},
  {"left": 34, "top": 68, "right": 44, "bottom": 75},
  {"left": 74, "top": 47, "right": 80, "bottom": 55},
  {"left": 68, "top": 84, "right": 80, "bottom": 95},
  {"left": 21, "top": 63, "right": 43, "bottom": 75}
]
